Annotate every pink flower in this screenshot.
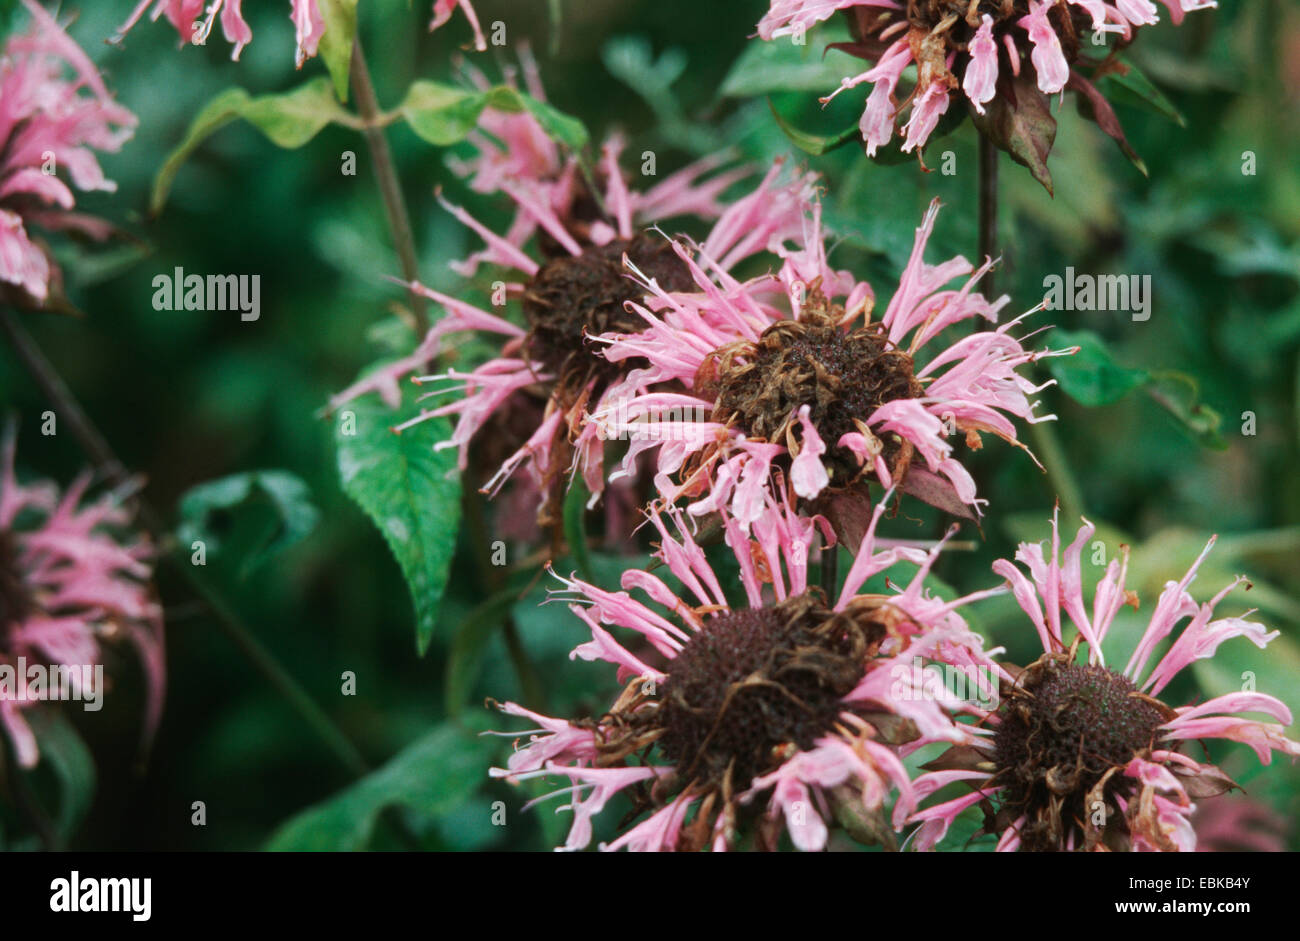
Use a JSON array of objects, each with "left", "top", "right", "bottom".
[
  {"left": 757, "top": 0, "right": 1215, "bottom": 157},
  {"left": 963, "top": 15, "right": 999, "bottom": 115},
  {"left": 1019, "top": 1, "right": 1070, "bottom": 94},
  {"left": 910, "top": 511, "right": 1299, "bottom": 852},
  {"left": 330, "top": 155, "right": 805, "bottom": 527},
  {"left": 445, "top": 55, "right": 753, "bottom": 280},
  {"left": 0, "top": 1, "right": 136, "bottom": 304},
  {"left": 595, "top": 193, "right": 1072, "bottom": 524},
  {"left": 0, "top": 427, "right": 165, "bottom": 769},
  {"left": 112, "top": 1, "right": 483, "bottom": 65},
  {"left": 431, "top": 1, "right": 486, "bottom": 52},
  {"left": 490, "top": 492, "right": 999, "bottom": 851}
]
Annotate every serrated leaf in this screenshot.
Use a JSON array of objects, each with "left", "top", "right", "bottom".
[
  {"left": 316, "top": 0, "right": 359, "bottom": 102},
  {"left": 152, "top": 77, "right": 355, "bottom": 213},
  {"left": 176, "top": 470, "right": 319, "bottom": 577},
  {"left": 767, "top": 98, "right": 860, "bottom": 155},
  {"left": 1048, "top": 329, "right": 1151, "bottom": 407},
  {"left": 265, "top": 720, "right": 493, "bottom": 851},
  {"left": 969, "top": 70, "right": 1056, "bottom": 195},
  {"left": 336, "top": 396, "right": 462, "bottom": 654},
  {"left": 399, "top": 81, "right": 588, "bottom": 151}
]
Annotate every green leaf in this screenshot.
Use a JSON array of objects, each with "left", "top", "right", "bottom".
[
  {"left": 240, "top": 77, "right": 357, "bottom": 146},
  {"left": 1099, "top": 57, "right": 1186, "bottom": 128},
  {"left": 1069, "top": 72, "right": 1148, "bottom": 178},
  {"left": 563, "top": 477, "right": 596, "bottom": 585},
  {"left": 265, "top": 720, "right": 493, "bottom": 851},
  {"left": 152, "top": 78, "right": 355, "bottom": 213},
  {"left": 176, "top": 470, "right": 319, "bottom": 577},
  {"left": 335, "top": 395, "right": 462, "bottom": 655},
  {"left": 1048, "top": 329, "right": 1151, "bottom": 407},
  {"left": 720, "top": 26, "right": 850, "bottom": 98},
  {"left": 927, "top": 804, "right": 996, "bottom": 852},
  {"left": 25, "top": 711, "right": 95, "bottom": 846},
  {"left": 316, "top": 0, "right": 359, "bottom": 102},
  {"left": 767, "top": 98, "right": 859, "bottom": 156},
  {"left": 399, "top": 81, "right": 588, "bottom": 151},
  {"left": 515, "top": 92, "right": 590, "bottom": 152}
]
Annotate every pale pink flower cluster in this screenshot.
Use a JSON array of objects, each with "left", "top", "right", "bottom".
[
  {"left": 0, "top": 430, "right": 165, "bottom": 768},
  {"left": 113, "top": 0, "right": 484, "bottom": 64},
  {"left": 0, "top": 1, "right": 136, "bottom": 303},
  {"left": 758, "top": 0, "right": 1217, "bottom": 156}
]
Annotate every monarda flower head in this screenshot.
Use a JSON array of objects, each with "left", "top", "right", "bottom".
[
  {"left": 596, "top": 195, "right": 1072, "bottom": 527},
  {"left": 0, "top": 1, "right": 136, "bottom": 305},
  {"left": 490, "top": 493, "right": 1002, "bottom": 851},
  {"left": 0, "top": 428, "right": 165, "bottom": 769},
  {"left": 445, "top": 52, "right": 751, "bottom": 282},
  {"left": 113, "top": 1, "right": 485, "bottom": 65},
  {"left": 757, "top": 0, "right": 1216, "bottom": 189},
  {"left": 330, "top": 158, "right": 812, "bottom": 525},
  {"left": 910, "top": 512, "right": 1300, "bottom": 852}
]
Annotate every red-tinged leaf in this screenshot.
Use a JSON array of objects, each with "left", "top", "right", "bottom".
[
  {"left": 898, "top": 465, "right": 978, "bottom": 521},
  {"left": 1068, "top": 71, "right": 1149, "bottom": 177},
  {"left": 968, "top": 70, "right": 1057, "bottom": 195}
]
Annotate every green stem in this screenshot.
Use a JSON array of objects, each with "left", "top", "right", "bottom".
[
  {"left": 1, "top": 310, "right": 369, "bottom": 780},
  {"left": 349, "top": 39, "right": 427, "bottom": 333}
]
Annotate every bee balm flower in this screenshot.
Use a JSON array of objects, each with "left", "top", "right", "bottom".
[
  {"left": 910, "top": 512, "right": 1300, "bottom": 852},
  {"left": 330, "top": 159, "right": 811, "bottom": 525},
  {"left": 491, "top": 493, "right": 1001, "bottom": 851},
  {"left": 0, "top": 429, "right": 165, "bottom": 769},
  {"left": 0, "top": 1, "right": 136, "bottom": 305},
  {"left": 114, "top": 1, "right": 484, "bottom": 63},
  {"left": 757, "top": 1, "right": 1216, "bottom": 184},
  {"left": 597, "top": 195, "right": 1072, "bottom": 524}
]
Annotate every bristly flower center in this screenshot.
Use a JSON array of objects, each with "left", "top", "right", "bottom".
[
  {"left": 522, "top": 234, "right": 694, "bottom": 398},
  {"left": 993, "top": 659, "right": 1166, "bottom": 851},
  {"left": 700, "top": 291, "right": 923, "bottom": 487},
  {"left": 656, "top": 591, "right": 882, "bottom": 791}
]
